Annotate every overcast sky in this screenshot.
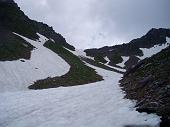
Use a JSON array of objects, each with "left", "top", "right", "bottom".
[{"left": 15, "top": 0, "right": 170, "bottom": 49}]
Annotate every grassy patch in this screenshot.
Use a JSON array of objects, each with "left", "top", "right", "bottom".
[
  {"left": 94, "top": 55, "right": 107, "bottom": 63},
  {"left": 108, "top": 54, "right": 123, "bottom": 65},
  {"left": 29, "top": 40, "right": 103, "bottom": 89}
]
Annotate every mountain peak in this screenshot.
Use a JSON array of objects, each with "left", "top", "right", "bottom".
[
  {"left": 146, "top": 28, "right": 170, "bottom": 38},
  {"left": 85, "top": 28, "right": 170, "bottom": 69}
]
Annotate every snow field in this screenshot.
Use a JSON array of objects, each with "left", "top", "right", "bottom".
[
  {"left": 0, "top": 63, "right": 160, "bottom": 127},
  {"left": 0, "top": 33, "right": 70, "bottom": 92}
]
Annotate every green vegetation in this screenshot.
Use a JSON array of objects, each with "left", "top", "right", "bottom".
[
  {"left": 94, "top": 55, "right": 107, "bottom": 63},
  {"left": 109, "top": 54, "right": 123, "bottom": 65},
  {"left": 29, "top": 40, "right": 103, "bottom": 89},
  {"left": 0, "top": 32, "right": 34, "bottom": 61}
]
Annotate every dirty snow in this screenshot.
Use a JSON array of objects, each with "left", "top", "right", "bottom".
[
  {"left": 139, "top": 37, "right": 170, "bottom": 59},
  {"left": 0, "top": 33, "right": 70, "bottom": 92},
  {"left": 0, "top": 63, "right": 160, "bottom": 127}
]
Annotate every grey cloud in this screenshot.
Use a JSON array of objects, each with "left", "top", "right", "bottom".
[{"left": 15, "top": 0, "right": 170, "bottom": 49}]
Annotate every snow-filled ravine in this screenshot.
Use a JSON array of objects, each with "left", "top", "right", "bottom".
[
  {"left": 0, "top": 33, "right": 70, "bottom": 92},
  {"left": 0, "top": 63, "right": 160, "bottom": 127}
]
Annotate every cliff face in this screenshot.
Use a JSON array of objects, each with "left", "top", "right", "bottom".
[
  {"left": 0, "top": 0, "right": 75, "bottom": 52},
  {"left": 120, "top": 46, "right": 170, "bottom": 126}
]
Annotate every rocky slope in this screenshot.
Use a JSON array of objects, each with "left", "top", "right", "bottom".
[
  {"left": 0, "top": 0, "right": 75, "bottom": 61},
  {"left": 0, "top": 24, "right": 34, "bottom": 61},
  {"left": 120, "top": 46, "right": 170, "bottom": 126},
  {"left": 85, "top": 28, "right": 170, "bottom": 69}
]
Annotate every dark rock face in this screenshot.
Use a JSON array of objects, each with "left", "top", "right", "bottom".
[
  {"left": 0, "top": 24, "right": 34, "bottom": 61},
  {"left": 124, "top": 56, "right": 140, "bottom": 69},
  {"left": 85, "top": 28, "right": 170, "bottom": 69},
  {"left": 120, "top": 46, "right": 170, "bottom": 126},
  {"left": 107, "top": 53, "right": 123, "bottom": 65},
  {"left": 0, "top": 0, "right": 75, "bottom": 53},
  {"left": 0, "top": 0, "right": 38, "bottom": 39},
  {"left": 93, "top": 55, "right": 107, "bottom": 63},
  {"left": 130, "top": 28, "right": 170, "bottom": 48},
  {"left": 0, "top": 0, "right": 14, "bottom": 3}
]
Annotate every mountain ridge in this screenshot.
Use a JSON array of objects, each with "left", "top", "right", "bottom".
[
  {"left": 0, "top": 0, "right": 75, "bottom": 53},
  {"left": 85, "top": 28, "right": 170, "bottom": 69}
]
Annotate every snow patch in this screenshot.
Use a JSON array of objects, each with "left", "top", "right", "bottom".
[
  {"left": 105, "top": 64, "right": 126, "bottom": 72},
  {"left": 104, "top": 56, "right": 127, "bottom": 72},
  {"left": 36, "top": 33, "right": 48, "bottom": 44},
  {"left": 0, "top": 33, "right": 70, "bottom": 92},
  {"left": 50, "top": 38, "right": 55, "bottom": 43},
  {"left": 117, "top": 56, "right": 129, "bottom": 67},
  {"left": 104, "top": 56, "right": 110, "bottom": 65},
  {"left": 66, "top": 48, "right": 94, "bottom": 60},
  {"left": 139, "top": 37, "right": 170, "bottom": 59}
]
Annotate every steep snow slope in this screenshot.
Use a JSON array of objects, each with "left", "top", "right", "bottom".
[
  {"left": 0, "top": 33, "right": 70, "bottom": 92},
  {"left": 139, "top": 37, "right": 170, "bottom": 59},
  {"left": 0, "top": 63, "right": 160, "bottom": 127}
]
